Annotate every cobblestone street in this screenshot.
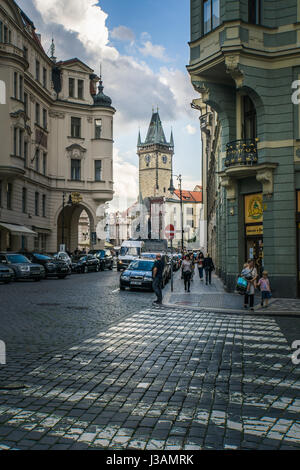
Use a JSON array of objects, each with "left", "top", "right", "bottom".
[{"left": 0, "top": 272, "right": 300, "bottom": 451}]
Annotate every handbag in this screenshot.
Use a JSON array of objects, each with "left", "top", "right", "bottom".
[{"left": 236, "top": 276, "right": 248, "bottom": 295}]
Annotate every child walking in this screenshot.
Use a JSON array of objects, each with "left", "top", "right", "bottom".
[{"left": 258, "top": 271, "right": 271, "bottom": 308}]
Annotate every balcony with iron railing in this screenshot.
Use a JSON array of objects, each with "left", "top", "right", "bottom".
[{"left": 225, "top": 139, "right": 258, "bottom": 168}]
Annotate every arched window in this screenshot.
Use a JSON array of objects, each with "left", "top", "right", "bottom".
[{"left": 242, "top": 96, "right": 257, "bottom": 140}]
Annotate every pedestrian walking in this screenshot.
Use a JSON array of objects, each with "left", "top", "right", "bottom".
[
  {"left": 243, "top": 259, "right": 258, "bottom": 311},
  {"left": 197, "top": 251, "right": 204, "bottom": 281},
  {"left": 203, "top": 253, "right": 214, "bottom": 285},
  {"left": 182, "top": 255, "right": 192, "bottom": 292},
  {"left": 257, "top": 270, "right": 271, "bottom": 308},
  {"left": 152, "top": 253, "right": 163, "bottom": 305},
  {"left": 189, "top": 253, "right": 195, "bottom": 281}
]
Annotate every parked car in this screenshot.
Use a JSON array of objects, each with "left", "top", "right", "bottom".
[
  {"left": 72, "top": 254, "right": 100, "bottom": 273},
  {"left": 22, "top": 253, "right": 69, "bottom": 279},
  {"left": 141, "top": 252, "right": 171, "bottom": 286},
  {"left": 89, "top": 249, "right": 113, "bottom": 270},
  {"left": 0, "top": 253, "right": 45, "bottom": 281},
  {"left": 120, "top": 259, "right": 155, "bottom": 291},
  {"left": 0, "top": 263, "right": 14, "bottom": 283}
]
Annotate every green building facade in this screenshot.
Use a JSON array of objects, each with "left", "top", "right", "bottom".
[{"left": 188, "top": 0, "right": 300, "bottom": 298}]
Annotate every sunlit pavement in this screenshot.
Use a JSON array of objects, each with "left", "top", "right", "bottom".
[{"left": 0, "top": 300, "right": 300, "bottom": 450}]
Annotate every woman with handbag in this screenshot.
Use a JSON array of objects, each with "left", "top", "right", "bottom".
[{"left": 243, "top": 259, "right": 258, "bottom": 311}]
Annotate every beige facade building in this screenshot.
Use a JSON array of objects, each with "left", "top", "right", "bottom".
[{"left": 0, "top": 0, "right": 115, "bottom": 253}]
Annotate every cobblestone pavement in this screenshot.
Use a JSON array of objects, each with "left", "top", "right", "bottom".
[
  {"left": 0, "top": 306, "right": 300, "bottom": 450},
  {"left": 0, "top": 270, "right": 155, "bottom": 358}
]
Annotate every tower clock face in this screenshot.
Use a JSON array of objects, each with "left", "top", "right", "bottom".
[
  {"left": 162, "top": 155, "right": 167, "bottom": 164},
  {"left": 145, "top": 155, "right": 151, "bottom": 165}
]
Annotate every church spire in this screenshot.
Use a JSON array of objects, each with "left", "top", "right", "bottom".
[
  {"left": 170, "top": 128, "right": 174, "bottom": 148},
  {"left": 137, "top": 129, "right": 142, "bottom": 147}
]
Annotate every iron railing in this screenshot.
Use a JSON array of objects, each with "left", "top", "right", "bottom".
[{"left": 225, "top": 139, "right": 258, "bottom": 168}]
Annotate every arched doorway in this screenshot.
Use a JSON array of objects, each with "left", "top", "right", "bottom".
[{"left": 57, "top": 204, "right": 95, "bottom": 253}]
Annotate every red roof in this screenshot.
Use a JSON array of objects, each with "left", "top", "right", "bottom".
[{"left": 174, "top": 189, "right": 202, "bottom": 203}]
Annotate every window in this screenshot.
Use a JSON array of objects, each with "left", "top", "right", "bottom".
[
  {"left": 7, "top": 183, "right": 12, "bottom": 210},
  {"left": 13, "top": 72, "right": 18, "bottom": 98},
  {"left": 35, "top": 192, "right": 39, "bottom": 216},
  {"left": 249, "top": 0, "right": 261, "bottom": 25},
  {"left": 203, "top": 0, "right": 220, "bottom": 35},
  {"left": 19, "top": 129, "right": 23, "bottom": 157},
  {"left": 23, "top": 46, "right": 28, "bottom": 60},
  {"left": 43, "top": 108, "right": 47, "bottom": 129},
  {"left": 78, "top": 79, "right": 84, "bottom": 99},
  {"left": 0, "top": 180, "right": 2, "bottom": 207},
  {"left": 71, "top": 159, "right": 81, "bottom": 180},
  {"left": 24, "top": 92, "right": 28, "bottom": 115},
  {"left": 35, "top": 102, "right": 40, "bottom": 125},
  {"left": 71, "top": 117, "right": 81, "bottom": 138},
  {"left": 35, "top": 149, "right": 40, "bottom": 172},
  {"left": 0, "top": 21, "right": 2, "bottom": 43},
  {"left": 22, "top": 187, "right": 27, "bottom": 213},
  {"left": 187, "top": 207, "right": 194, "bottom": 215},
  {"left": 35, "top": 60, "right": 40, "bottom": 81},
  {"left": 3, "top": 25, "right": 8, "bottom": 43},
  {"left": 19, "top": 75, "right": 23, "bottom": 101},
  {"left": 69, "top": 78, "right": 75, "bottom": 97},
  {"left": 42, "top": 152, "right": 47, "bottom": 175},
  {"left": 242, "top": 96, "right": 257, "bottom": 140},
  {"left": 95, "top": 160, "right": 102, "bottom": 181},
  {"left": 13, "top": 127, "right": 17, "bottom": 155},
  {"left": 95, "top": 119, "right": 102, "bottom": 139},
  {"left": 24, "top": 141, "right": 28, "bottom": 167},
  {"left": 43, "top": 67, "right": 47, "bottom": 88},
  {"left": 42, "top": 195, "right": 46, "bottom": 217}
]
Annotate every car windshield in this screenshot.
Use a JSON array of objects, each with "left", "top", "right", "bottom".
[
  {"left": 33, "top": 253, "right": 53, "bottom": 261},
  {"left": 79, "top": 256, "right": 87, "bottom": 261},
  {"left": 6, "top": 254, "right": 30, "bottom": 264},
  {"left": 128, "top": 260, "right": 154, "bottom": 271},
  {"left": 120, "top": 247, "right": 140, "bottom": 256}
]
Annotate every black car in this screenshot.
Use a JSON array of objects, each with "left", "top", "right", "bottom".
[
  {"left": 72, "top": 254, "right": 100, "bottom": 273},
  {"left": 0, "top": 263, "right": 14, "bottom": 283},
  {"left": 24, "top": 253, "right": 69, "bottom": 279},
  {"left": 120, "top": 259, "right": 154, "bottom": 291},
  {"left": 0, "top": 253, "right": 45, "bottom": 281},
  {"left": 89, "top": 249, "right": 113, "bottom": 270}
]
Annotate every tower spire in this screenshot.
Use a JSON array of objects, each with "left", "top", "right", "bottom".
[{"left": 50, "top": 37, "right": 56, "bottom": 63}]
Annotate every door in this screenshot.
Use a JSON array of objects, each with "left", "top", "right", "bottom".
[{"left": 246, "top": 236, "right": 263, "bottom": 276}]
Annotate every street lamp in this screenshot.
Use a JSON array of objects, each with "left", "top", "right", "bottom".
[
  {"left": 61, "top": 192, "right": 73, "bottom": 249},
  {"left": 168, "top": 174, "right": 184, "bottom": 253}
]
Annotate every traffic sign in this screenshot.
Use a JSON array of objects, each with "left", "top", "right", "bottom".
[{"left": 165, "top": 224, "right": 175, "bottom": 240}]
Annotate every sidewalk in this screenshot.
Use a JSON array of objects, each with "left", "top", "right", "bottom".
[{"left": 164, "top": 270, "right": 300, "bottom": 317}]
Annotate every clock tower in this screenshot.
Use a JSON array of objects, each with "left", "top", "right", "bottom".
[{"left": 137, "top": 110, "right": 174, "bottom": 203}]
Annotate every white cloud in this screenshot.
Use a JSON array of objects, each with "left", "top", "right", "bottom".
[
  {"left": 111, "top": 25, "right": 135, "bottom": 43},
  {"left": 139, "top": 40, "right": 170, "bottom": 62},
  {"left": 110, "top": 147, "right": 139, "bottom": 211},
  {"left": 185, "top": 124, "right": 197, "bottom": 135}
]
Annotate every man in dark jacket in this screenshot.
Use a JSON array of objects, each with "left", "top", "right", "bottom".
[
  {"left": 203, "top": 253, "right": 214, "bottom": 285},
  {"left": 152, "top": 254, "right": 163, "bottom": 305}
]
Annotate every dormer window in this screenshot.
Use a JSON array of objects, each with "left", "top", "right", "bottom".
[
  {"left": 69, "top": 78, "right": 75, "bottom": 98},
  {"left": 78, "top": 80, "right": 84, "bottom": 99}
]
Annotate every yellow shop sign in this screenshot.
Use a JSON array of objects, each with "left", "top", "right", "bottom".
[
  {"left": 246, "top": 225, "right": 263, "bottom": 236},
  {"left": 71, "top": 192, "right": 83, "bottom": 204},
  {"left": 245, "top": 193, "right": 263, "bottom": 224}
]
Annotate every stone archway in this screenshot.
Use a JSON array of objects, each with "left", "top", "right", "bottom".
[{"left": 57, "top": 203, "right": 95, "bottom": 253}]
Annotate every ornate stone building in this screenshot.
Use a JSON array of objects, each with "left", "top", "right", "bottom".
[
  {"left": 188, "top": 0, "right": 300, "bottom": 297},
  {"left": 0, "top": 0, "right": 115, "bottom": 253}
]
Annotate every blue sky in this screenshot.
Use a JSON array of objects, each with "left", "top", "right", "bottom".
[{"left": 17, "top": 0, "right": 202, "bottom": 210}]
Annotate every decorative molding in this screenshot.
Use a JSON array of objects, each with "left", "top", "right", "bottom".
[
  {"left": 225, "top": 54, "right": 244, "bottom": 88},
  {"left": 256, "top": 168, "right": 274, "bottom": 195},
  {"left": 49, "top": 110, "right": 65, "bottom": 119},
  {"left": 66, "top": 143, "right": 87, "bottom": 159},
  {"left": 220, "top": 175, "right": 236, "bottom": 200}
]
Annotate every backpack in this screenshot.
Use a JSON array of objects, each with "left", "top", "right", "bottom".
[{"left": 236, "top": 276, "right": 248, "bottom": 295}]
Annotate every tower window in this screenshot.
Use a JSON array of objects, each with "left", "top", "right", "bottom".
[
  {"left": 248, "top": 0, "right": 261, "bottom": 25},
  {"left": 203, "top": 0, "right": 220, "bottom": 35},
  {"left": 95, "top": 119, "right": 102, "bottom": 139},
  {"left": 162, "top": 155, "right": 167, "bottom": 164}
]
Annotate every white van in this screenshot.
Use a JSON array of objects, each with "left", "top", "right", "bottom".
[{"left": 117, "top": 240, "right": 144, "bottom": 271}]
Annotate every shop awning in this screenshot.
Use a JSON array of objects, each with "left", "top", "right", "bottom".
[{"left": 0, "top": 222, "right": 37, "bottom": 237}]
